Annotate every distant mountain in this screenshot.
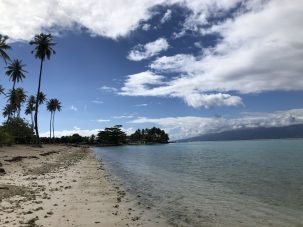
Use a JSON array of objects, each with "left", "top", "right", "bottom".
[{"left": 176, "top": 124, "right": 303, "bottom": 142}]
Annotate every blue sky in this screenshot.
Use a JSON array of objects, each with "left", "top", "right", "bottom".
[{"left": 1, "top": 0, "right": 303, "bottom": 139}]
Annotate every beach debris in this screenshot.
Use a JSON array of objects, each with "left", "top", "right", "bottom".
[
  {"left": 34, "top": 207, "right": 43, "bottom": 211},
  {"left": 5, "top": 156, "right": 39, "bottom": 162},
  {"left": 0, "top": 168, "right": 6, "bottom": 175},
  {"left": 46, "top": 211, "right": 54, "bottom": 215},
  {"left": 39, "top": 151, "right": 59, "bottom": 156},
  {"left": 131, "top": 216, "right": 140, "bottom": 221}
]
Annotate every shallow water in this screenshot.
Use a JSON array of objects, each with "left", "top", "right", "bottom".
[{"left": 95, "top": 139, "right": 303, "bottom": 226}]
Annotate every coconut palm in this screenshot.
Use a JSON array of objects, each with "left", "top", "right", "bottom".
[
  {"left": 0, "top": 34, "right": 11, "bottom": 64},
  {"left": 5, "top": 59, "right": 27, "bottom": 90},
  {"left": 2, "top": 104, "right": 13, "bottom": 121},
  {"left": 29, "top": 33, "right": 56, "bottom": 142},
  {"left": 37, "top": 91, "right": 46, "bottom": 105},
  {"left": 46, "top": 98, "right": 61, "bottom": 140},
  {"left": 8, "top": 88, "right": 27, "bottom": 117},
  {"left": 25, "top": 95, "right": 36, "bottom": 131},
  {"left": 0, "top": 85, "right": 5, "bottom": 95}
]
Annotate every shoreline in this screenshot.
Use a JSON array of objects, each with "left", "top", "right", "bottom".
[{"left": 0, "top": 145, "right": 170, "bottom": 226}]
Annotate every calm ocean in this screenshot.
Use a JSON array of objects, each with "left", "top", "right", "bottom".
[{"left": 94, "top": 139, "right": 303, "bottom": 226}]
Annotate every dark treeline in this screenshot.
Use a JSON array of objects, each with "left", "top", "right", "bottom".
[
  {"left": 129, "top": 127, "right": 169, "bottom": 144},
  {"left": 39, "top": 125, "right": 169, "bottom": 146}
]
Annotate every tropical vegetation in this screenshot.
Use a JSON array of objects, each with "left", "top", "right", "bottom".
[
  {"left": 46, "top": 98, "right": 62, "bottom": 140},
  {"left": 0, "top": 33, "right": 169, "bottom": 147},
  {"left": 30, "top": 33, "right": 56, "bottom": 143},
  {"left": 0, "top": 33, "right": 61, "bottom": 146},
  {"left": 129, "top": 127, "right": 169, "bottom": 144}
]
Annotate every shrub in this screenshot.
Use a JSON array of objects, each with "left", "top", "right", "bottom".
[
  {"left": 2, "top": 117, "right": 34, "bottom": 144},
  {"left": 0, "top": 127, "right": 13, "bottom": 146}
]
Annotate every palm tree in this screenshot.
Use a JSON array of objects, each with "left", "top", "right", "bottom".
[
  {"left": 0, "top": 34, "right": 11, "bottom": 64},
  {"left": 5, "top": 59, "right": 27, "bottom": 90},
  {"left": 8, "top": 88, "right": 27, "bottom": 117},
  {"left": 29, "top": 33, "right": 55, "bottom": 143},
  {"left": 46, "top": 98, "right": 61, "bottom": 140},
  {"left": 0, "top": 85, "right": 5, "bottom": 95},
  {"left": 37, "top": 91, "right": 46, "bottom": 105},
  {"left": 2, "top": 104, "right": 13, "bottom": 121},
  {"left": 25, "top": 95, "right": 36, "bottom": 131}
]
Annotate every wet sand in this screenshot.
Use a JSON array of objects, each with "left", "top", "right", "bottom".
[{"left": 0, "top": 145, "right": 169, "bottom": 227}]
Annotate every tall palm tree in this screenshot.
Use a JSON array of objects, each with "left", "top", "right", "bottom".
[
  {"left": 46, "top": 98, "right": 61, "bottom": 140},
  {"left": 5, "top": 59, "right": 27, "bottom": 90},
  {"left": 25, "top": 95, "right": 36, "bottom": 131},
  {"left": 30, "top": 33, "right": 55, "bottom": 143},
  {"left": 0, "top": 34, "right": 11, "bottom": 64}
]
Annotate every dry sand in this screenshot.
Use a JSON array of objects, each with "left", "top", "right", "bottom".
[{"left": 0, "top": 145, "right": 170, "bottom": 227}]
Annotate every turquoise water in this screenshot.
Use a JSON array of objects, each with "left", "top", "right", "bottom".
[{"left": 95, "top": 139, "right": 303, "bottom": 226}]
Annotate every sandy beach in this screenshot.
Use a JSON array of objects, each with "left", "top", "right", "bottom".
[{"left": 0, "top": 145, "right": 169, "bottom": 227}]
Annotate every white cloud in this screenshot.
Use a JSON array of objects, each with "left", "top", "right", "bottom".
[
  {"left": 97, "top": 119, "right": 110, "bottom": 123},
  {"left": 129, "top": 108, "right": 303, "bottom": 140},
  {"left": 160, "top": 9, "right": 172, "bottom": 23},
  {"left": 91, "top": 100, "right": 104, "bottom": 104},
  {"left": 113, "top": 115, "right": 135, "bottom": 119},
  {"left": 127, "top": 38, "right": 169, "bottom": 61},
  {"left": 120, "top": 71, "right": 242, "bottom": 108},
  {"left": 135, "top": 104, "right": 148, "bottom": 107},
  {"left": 0, "top": 0, "right": 178, "bottom": 41},
  {"left": 41, "top": 126, "right": 135, "bottom": 137},
  {"left": 142, "top": 24, "right": 151, "bottom": 31},
  {"left": 0, "top": 0, "right": 248, "bottom": 41},
  {"left": 121, "top": 0, "right": 303, "bottom": 108},
  {"left": 99, "top": 86, "right": 118, "bottom": 93},
  {"left": 41, "top": 128, "right": 100, "bottom": 137},
  {"left": 69, "top": 105, "right": 78, "bottom": 111}
]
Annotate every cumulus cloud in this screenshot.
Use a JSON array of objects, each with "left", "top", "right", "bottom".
[
  {"left": 120, "top": 71, "right": 242, "bottom": 108},
  {"left": 121, "top": 0, "right": 303, "bottom": 107},
  {"left": 127, "top": 38, "right": 169, "bottom": 61},
  {"left": 160, "top": 9, "right": 172, "bottom": 23},
  {"left": 0, "top": 0, "right": 177, "bottom": 41},
  {"left": 129, "top": 108, "right": 303, "bottom": 140},
  {"left": 0, "top": 0, "right": 249, "bottom": 41}
]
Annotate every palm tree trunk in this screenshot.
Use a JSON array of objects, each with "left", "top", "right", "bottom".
[
  {"left": 49, "top": 111, "right": 52, "bottom": 142},
  {"left": 52, "top": 111, "right": 55, "bottom": 141},
  {"left": 31, "top": 112, "right": 34, "bottom": 131},
  {"left": 34, "top": 59, "right": 43, "bottom": 144}
]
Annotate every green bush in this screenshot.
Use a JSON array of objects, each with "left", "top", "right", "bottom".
[
  {"left": 2, "top": 117, "right": 34, "bottom": 144},
  {"left": 0, "top": 127, "right": 13, "bottom": 146}
]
